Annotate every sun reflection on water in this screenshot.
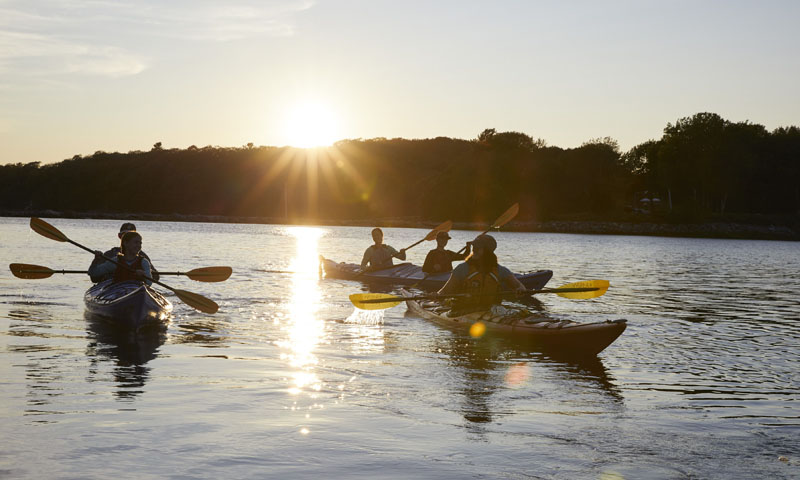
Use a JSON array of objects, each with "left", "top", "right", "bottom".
[{"left": 276, "top": 227, "right": 326, "bottom": 397}]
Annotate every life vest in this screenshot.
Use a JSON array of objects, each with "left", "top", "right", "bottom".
[
  {"left": 460, "top": 262, "right": 500, "bottom": 308},
  {"left": 112, "top": 254, "right": 145, "bottom": 283}
]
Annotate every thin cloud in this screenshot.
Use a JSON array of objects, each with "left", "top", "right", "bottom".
[
  {"left": 0, "top": 30, "right": 148, "bottom": 77},
  {"left": 0, "top": 0, "right": 313, "bottom": 78}
]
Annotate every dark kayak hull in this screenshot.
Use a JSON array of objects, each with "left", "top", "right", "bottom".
[
  {"left": 84, "top": 280, "right": 173, "bottom": 330},
  {"left": 401, "top": 289, "right": 626, "bottom": 356},
  {"left": 320, "top": 257, "right": 553, "bottom": 291}
]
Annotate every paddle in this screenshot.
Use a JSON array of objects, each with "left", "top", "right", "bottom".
[
  {"left": 350, "top": 279, "right": 611, "bottom": 310},
  {"left": 403, "top": 220, "right": 453, "bottom": 252},
  {"left": 410, "top": 205, "right": 519, "bottom": 288},
  {"left": 28, "top": 218, "right": 219, "bottom": 314},
  {"left": 9, "top": 263, "right": 232, "bottom": 282},
  {"left": 456, "top": 203, "right": 519, "bottom": 255}
]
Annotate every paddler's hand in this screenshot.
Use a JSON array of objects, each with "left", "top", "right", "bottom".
[{"left": 93, "top": 250, "right": 104, "bottom": 261}]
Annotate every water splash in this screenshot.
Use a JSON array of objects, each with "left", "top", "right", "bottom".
[{"left": 344, "top": 309, "right": 385, "bottom": 325}]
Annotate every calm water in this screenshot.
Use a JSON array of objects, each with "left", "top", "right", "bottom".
[{"left": 1, "top": 217, "right": 799, "bottom": 479}]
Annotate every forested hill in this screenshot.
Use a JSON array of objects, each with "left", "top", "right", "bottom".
[{"left": 1, "top": 113, "right": 799, "bottom": 227}]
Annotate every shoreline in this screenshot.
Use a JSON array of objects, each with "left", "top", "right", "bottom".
[{"left": 3, "top": 210, "right": 799, "bottom": 241}]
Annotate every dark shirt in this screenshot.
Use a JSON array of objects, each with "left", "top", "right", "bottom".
[{"left": 422, "top": 248, "right": 466, "bottom": 274}]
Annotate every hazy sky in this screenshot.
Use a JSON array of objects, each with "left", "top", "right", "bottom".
[{"left": 1, "top": 0, "right": 798, "bottom": 164}]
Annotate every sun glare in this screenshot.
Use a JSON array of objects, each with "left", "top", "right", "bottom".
[{"left": 285, "top": 102, "right": 341, "bottom": 148}]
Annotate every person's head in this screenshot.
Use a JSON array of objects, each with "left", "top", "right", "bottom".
[
  {"left": 435, "top": 230, "right": 451, "bottom": 248},
  {"left": 467, "top": 234, "right": 498, "bottom": 270},
  {"left": 472, "top": 234, "right": 497, "bottom": 254},
  {"left": 371, "top": 227, "right": 383, "bottom": 245},
  {"left": 118, "top": 222, "right": 137, "bottom": 239},
  {"left": 119, "top": 231, "right": 143, "bottom": 256}
]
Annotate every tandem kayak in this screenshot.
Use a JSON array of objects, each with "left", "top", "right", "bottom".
[
  {"left": 84, "top": 279, "right": 173, "bottom": 330},
  {"left": 320, "top": 256, "right": 553, "bottom": 291},
  {"left": 400, "top": 289, "right": 626, "bottom": 356}
]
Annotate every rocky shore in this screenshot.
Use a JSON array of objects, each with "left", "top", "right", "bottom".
[
  {"left": 507, "top": 220, "right": 800, "bottom": 241},
  {"left": 3, "top": 210, "right": 799, "bottom": 241}
]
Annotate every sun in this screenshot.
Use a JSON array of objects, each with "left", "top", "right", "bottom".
[{"left": 284, "top": 102, "right": 341, "bottom": 148}]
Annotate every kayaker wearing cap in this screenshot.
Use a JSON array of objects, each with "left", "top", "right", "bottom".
[
  {"left": 437, "top": 234, "right": 526, "bottom": 311},
  {"left": 421, "top": 230, "right": 470, "bottom": 274},
  {"left": 88, "top": 222, "right": 159, "bottom": 283},
  {"left": 88, "top": 231, "right": 153, "bottom": 286},
  {"left": 360, "top": 227, "right": 407, "bottom": 272}
]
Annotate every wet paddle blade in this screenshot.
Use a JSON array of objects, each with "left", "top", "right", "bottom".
[
  {"left": 491, "top": 203, "right": 519, "bottom": 229},
  {"left": 9, "top": 263, "right": 54, "bottom": 279},
  {"left": 173, "top": 289, "right": 219, "bottom": 314},
  {"left": 551, "top": 280, "right": 610, "bottom": 299},
  {"left": 438, "top": 220, "right": 453, "bottom": 232},
  {"left": 30, "top": 217, "right": 68, "bottom": 242},
  {"left": 423, "top": 220, "right": 454, "bottom": 241},
  {"left": 350, "top": 293, "right": 403, "bottom": 310},
  {"left": 185, "top": 266, "right": 233, "bottom": 282}
]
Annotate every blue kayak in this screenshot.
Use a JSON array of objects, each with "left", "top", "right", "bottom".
[
  {"left": 320, "top": 256, "right": 553, "bottom": 291},
  {"left": 84, "top": 280, "right": 173, "bottom": 330}
]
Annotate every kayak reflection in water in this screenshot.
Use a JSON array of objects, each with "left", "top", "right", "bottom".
[
  {"left": 88, "top": 231, "right": 153, "bottom": 286},
  {"left": 360, "top": 227, "right": 407, "bottom": 272},
  {"left": 437, "top": 234, "right": 527, "bottom": 312},
  {"left": 88, "top": 222, "right": 159, "bottom": 282},
  {"left": 422, "top": 230, "right": 470, "bottom": 274}
]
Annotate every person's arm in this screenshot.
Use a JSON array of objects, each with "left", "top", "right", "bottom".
[
  {"left": 461, "top": 242, "right": 472, "bottom": 258},
  {"left": 89, "top": 248, "right": 116, "bottom": 281},
  {"left": 421, "top": 251, "right": 435, "bottom": 273},
  {"left": 438, "top": 263, "right": 467, "bottom": 296},
  {"left": 140, "top": 251, "right": 159, "bottom": 281},
  {"left": 88, "top": 257, "right": 116, "bottom": 280},
  {"left": 448, "top": 249, "right": 468, "bottom": 262},
  {"left": 139, "top": 258, "right": 153, "bottom": 286},
  {"left": 499, "top": 266, "right": 526, "bottom": 294},
  {"left": 360, "top": 246, "right": 373, "bottom": 271},
  {"left": 391, "top": 246, "right": 406, "bottom": 261}
]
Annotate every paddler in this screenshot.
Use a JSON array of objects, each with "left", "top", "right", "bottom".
[
  {"left": 360, "top": 227, "right": 407, "bottom": 272},
  {"left": 437, "top": 234, "right": 526, "bottom": 312},
  {"left": 88, "top": 231, "right": 153, "bottom": 285},
  {"left": 421, "top": 230, "right": 470, "bottom": 274},
  {"left": 88, "top": 222, "right": 159, "bottom": 282}
]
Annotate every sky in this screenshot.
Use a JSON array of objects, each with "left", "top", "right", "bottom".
[{"left": 1, "top": 0, "right": 798, "bottom": 165}]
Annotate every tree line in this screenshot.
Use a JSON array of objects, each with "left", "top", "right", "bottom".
[{"left": 1, "top": 112, "right": 798, "bottom": 224}]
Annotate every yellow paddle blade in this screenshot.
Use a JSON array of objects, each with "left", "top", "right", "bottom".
[
  {"left": 491, "top": 203, "right": 519, "bottom": 229},
  {"left": 173, "top": 289, "right": 219, "bottom": 314},
  {"left": 184, "top": 266, "right": 233, "bottom": 282},
  {"left": 424, "top": 220, "right": 453, "bottom": 241},
  {"left": 551, "top": 280, "right": 610, "bottom": 299},
  {"left": 30, "top": 217, "right": 68, "bottom": 242},
  {"left": 435, "top": 220, "right": 453, "bottom": 233},
  {"left": 350, "top": 293, "right": 403, "bottom": 310},
  {"left": 9, "top": 263, "right": 54, "bottom": 279}
]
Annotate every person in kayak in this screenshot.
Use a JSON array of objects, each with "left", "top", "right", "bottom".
[
  {"left": 437, "top": 234, "right": 526, "bottom": 312},
  {"left": 360, "top": 227, "right": 407, "bottom": 272},
  {"left": 88, "top": 231, "right": 153, "bottom": 286},
  {"left": 421, "top": 230, "right": 470, "bottom": 274},
  {"left": 88, "top": 222, "right": 158, "bottom": 282}
]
